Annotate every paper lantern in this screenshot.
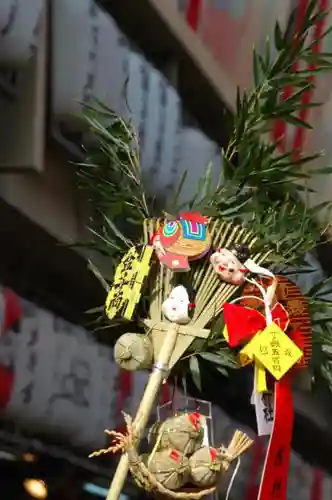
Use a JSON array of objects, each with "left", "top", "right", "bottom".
[
  {"left": 175, "top": 127, "right": 218, "bottom": 206},
  {"left": 140, "top": 66, "right": 164, "bottom": 184},
  {"left": 2, "top": 303, "right": 118, "bottom": 449},
  {"left": 52, "top": 0, "right": 128, "bottom": 128},
  {"left": 154, "top": 84, "right": 182, "bottom": 201},
  {"left": 0, "top": 0, "right": 43, "bottom": 66},
  {"left": 124, "top": 50, "right": 147, "bottom": 134}
]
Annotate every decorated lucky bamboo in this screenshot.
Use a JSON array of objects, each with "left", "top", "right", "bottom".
[
  {"left": 81, "top": 2, "right": 332, "bottom": 499},
  {"left": 93, "top": 214, "right": 270, "bottom": 499}
]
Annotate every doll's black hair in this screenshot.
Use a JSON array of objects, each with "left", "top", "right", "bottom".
[{"left": 231, "top": 243, "right": 250, "bottom": 264}]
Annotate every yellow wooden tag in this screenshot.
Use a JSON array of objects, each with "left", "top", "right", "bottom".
[
  {"left": 105, "top": 245, "right": 153, "bottom": 321},
  {"left": 240, "top": 338, "right": 267, "bottom": 392},
  {"left": 239, "top": 338, "right": 256, "bottom": 365},
  {"left": 256, "top": 361, "right": 267, "bottom": 392},
  {"left": 249, "top": 322, "right": 303, "bottom": 380}
]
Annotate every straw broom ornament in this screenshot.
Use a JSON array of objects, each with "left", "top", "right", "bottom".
[{"left": 96, "top": 213, "right": 269, "bottom": 500}]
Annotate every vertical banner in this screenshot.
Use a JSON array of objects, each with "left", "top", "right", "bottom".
[{"left": 257, "top": 378, "right": 294, "bottom": 500}]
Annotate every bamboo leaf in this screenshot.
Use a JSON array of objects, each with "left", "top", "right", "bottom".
[
  {"left": 274, "top": 21, "right": 283, "bottom": 50},
  {"left": 189, "top": 356, "right": 202, "bottom": 391}
]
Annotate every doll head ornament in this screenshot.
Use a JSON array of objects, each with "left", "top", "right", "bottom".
[
  {"left": 161, "top": 285, "right": 195, "bottom": 325},
  {"left": 210, "top": 243, "right": 274, "bottom": 285},
  {"left": 210, "top": 244, "right": 250, "bottom": 285}
]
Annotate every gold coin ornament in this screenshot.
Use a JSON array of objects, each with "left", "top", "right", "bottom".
[
  {"left": 105, "top": 245, "right": 153, "bottom": 320},
  {"left": 189, "top": 447, "right": 223, "bottom": 488},
  {"left": 153, "top": 212, "right": 211, "bottom": 272},
  {"left": 145, "top": 449, "right": 190, "bottom": 490},
  {"left": 149, "top": 412, "right": 204, "bottom": 456},
  {"left": 114, "top": 333, "right": 153, "bottom": 371}
]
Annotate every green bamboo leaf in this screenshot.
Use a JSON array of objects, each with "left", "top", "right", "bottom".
[
  {"left": 302, "top": 54, "right": 332, "bottom": 67},
  {"left": 189, "top": 356, "right": 202, "bottom": 392},
  {"left": 322, "top": 345, "right": 332, "bottom": 355},
  {"left": 172, "top": 170, "right": 188, "bottom": 211},
  {"left": 199, "top": 352, "right": 227, "bottom": 365},
  {"left": 309, "top": 166, "right": 332, "bottom": 175},
  {"left": 216, "top": 367, "right": 229, "bottom": 377},
  {"left": 274, "top": 21, "right": 283, "bottom": 51},
  {"left": 280, "top": 114, "right": 312, "bottom": 129},
  {"left": 236, "top": 87, "right": 242, "bottom": 114},
  {"left": 253, "top": 47, "right": 260, "bottom": 86}
]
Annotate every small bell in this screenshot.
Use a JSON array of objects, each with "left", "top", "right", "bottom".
[
  {"left": 149, "top": 412, "right": 204, "bottom": 455},
  {"left": 145, "top": 449, "right": 190, "bottom": 490},
  {"left": 189, "top": 446, "right": 223, "bottom": 487}
]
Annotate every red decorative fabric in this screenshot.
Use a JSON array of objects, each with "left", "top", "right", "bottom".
[
  {"left": 185, "top": 0, "right": 202, "bottom": 32},
  {"left": 223, "top": 302, "right": 289, "bottom": 347}
]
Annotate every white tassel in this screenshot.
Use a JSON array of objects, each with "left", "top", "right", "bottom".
[{"left": 244, "top": 259, "right": 274, "bottom": 278}]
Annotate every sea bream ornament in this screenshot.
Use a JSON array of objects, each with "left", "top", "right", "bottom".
[{"left": 151, "top": 212, "right": 211, "bottom": 272}]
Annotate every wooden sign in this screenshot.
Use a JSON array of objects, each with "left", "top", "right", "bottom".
[
  {"left": 105, "top": 246, "right": 153, "bottom": 321},
  {"left": 241, "top": 323, "right": 303, "bottom": 380}
]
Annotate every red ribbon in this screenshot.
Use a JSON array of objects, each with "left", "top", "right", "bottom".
[
  {"left": 223, "top": 302, "right": 289, "bottom": 347},
  {"left": 224, "top": 302, "right": 299, "bottom": 500},
  {"left": 258, "top": 377, "right": 294, "bottom": 500}
]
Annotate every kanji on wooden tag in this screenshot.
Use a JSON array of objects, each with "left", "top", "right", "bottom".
[
  {"left": 247, "top": 323, "right": 303, "bottom": 380},
  {"left": 105, "top": 246, "right": 153, "bottom": 321}
]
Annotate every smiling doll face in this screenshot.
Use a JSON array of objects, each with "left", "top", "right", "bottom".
[
  {"left": 161, "top": 286, "right": 194, "bottom": 325},
  {"left": 210, "top": 248, "right": 248, "bottom": 285}
]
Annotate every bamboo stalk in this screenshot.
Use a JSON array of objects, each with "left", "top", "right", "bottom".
[{"left": 107, "top": 323, "right": 180, "bottom": 500}]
